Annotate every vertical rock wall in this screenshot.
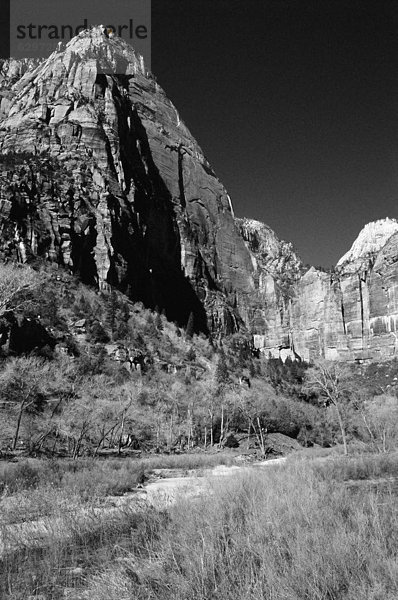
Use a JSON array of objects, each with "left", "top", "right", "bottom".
[
  {"left": 0, "top": 29, "right": 398, "bottom": 360},
  {"left": 0, "top": 28, "right": 256, "bottom": 334}
]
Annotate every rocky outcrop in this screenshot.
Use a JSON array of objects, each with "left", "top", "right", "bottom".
[
  {"left": 336, "top": 218, "right": 398, "bottom": 272},
  {"left": 237, "top": 218, "right": 304, "bottom": 357},
  {"left": 283, "top": 219, "right": 398, "bottom": 362},
  {"left": 367, "top": 231, "right": 398, "bottom": 358},
  {"left": 0, "top": 27, "right": 256, "bottom": 333},
  {"left": 1, "top": 28, "right": 398, "bottom": 361}
]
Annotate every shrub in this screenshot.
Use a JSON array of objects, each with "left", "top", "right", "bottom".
[
  {"left": 88, "top": 321, "right": 110, "bottom": 343},
  {"left": 76, "top": 462, "right": 398, "bottom": 600}
]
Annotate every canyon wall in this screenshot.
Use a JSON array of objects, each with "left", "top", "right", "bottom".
[
  {"left": 1, "top": 28, "right": 398, "bottom": 361},
  {"left": 244, "top": 218, "right": 398, "bottom": 362},
  {"left": 0, "top": 28, "right": 256, "bottom": 333}
]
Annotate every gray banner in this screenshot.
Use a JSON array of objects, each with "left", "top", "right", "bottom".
[{"left": 10, "top": 0, "right": 151, "bottom": 70}]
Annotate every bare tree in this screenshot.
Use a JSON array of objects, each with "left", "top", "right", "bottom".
[
  {"left": 360, "top": 394, "right": 398, "bottom": 453},
  {"left": 215, "top": 349, "right": 232, "bottom": 447},
  {"left": 0, "top": 263, "right": 40, "bottom": 317},
  {"left": 304, "top": 359, "right": 353, "bottom": 455},
  {"left": 236, "top": 385, "right": 271, "bottom": 457},
  {"left": 0, "top": 356, "right": 52, "bottom": 449}
]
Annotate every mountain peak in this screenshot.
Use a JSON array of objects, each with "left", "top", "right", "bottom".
[
  {"left": 0, "top": 26, "right": 150, "bottom": 153},
  {"left": 237, "top": 217, "right": 303, "bottom": 281},
  {"left": 58, "top": 25, "right": 146, "bottom": 74},
  {"left": 336, "top": 217, "right": 398, "bottom": 269}
]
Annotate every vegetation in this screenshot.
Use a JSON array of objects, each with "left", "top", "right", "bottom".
[
  {"left": 0, "top": 263, "right": 40, "bottom": 317},
  {"left": 0, "top": 262, "right": 397, "bottom": 597},
  {"left": 119, "top": 460, "right": 398, "bottom": 600},
  {"left": 2, "top": 455, "right": 398, "bottom": 599},
  {"left": 308, "top": 450, "right": 398, "bottom": 483},
  {"left": 0, "top": 264, "right": 322, "bottom": 458},
  {"left": 0, "top": 453, "right": 235, "bottom": 521},
  {"left": 0, "top": 260, "right": 395, "bottom": 459},
  {"left": 304, "top": 360, "right": 354, "bottom": 455}
]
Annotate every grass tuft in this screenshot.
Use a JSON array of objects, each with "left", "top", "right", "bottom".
[{"left": 2, "top": 453, "right": 398, "bottom": 599}]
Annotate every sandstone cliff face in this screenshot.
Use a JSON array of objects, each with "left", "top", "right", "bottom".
[
  {"left": 336, "top": 218, "right": 398, "bottom": 272},
  {"left": 286, "top": 219, "right": 398, "bottom": 362},
  {"left": 234, "top": 216, "right": 398, "bottom": 363},
  {"left": 1, "top": 28, "right": 398, "bottom": 361},
  {"left": 236, "top": 218, "right": 304, "bottom": 357},
  {"left": 0, "top": 27, "right": 256, "bottom": 333}
]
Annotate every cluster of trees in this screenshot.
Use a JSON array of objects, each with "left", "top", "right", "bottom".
[
  {"left": 0, "top": 351, "right": 323, "bottom": 457},
  {"left": 305, "top": 360, "right": 398, "bottom": 454},
  {"left": 0, "top": 262, "right": 396, "bottom": 458}
]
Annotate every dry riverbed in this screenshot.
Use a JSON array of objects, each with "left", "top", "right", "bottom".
[
  {"left": 0, "top": 456, "right": 287, "bottom": 557},
  {"left": 140, "top": 456, "right": 287, "bottom": 506}
]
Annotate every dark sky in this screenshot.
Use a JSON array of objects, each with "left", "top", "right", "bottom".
[{"left": 152, "top": 0, "right": 398, "bottom": 267}]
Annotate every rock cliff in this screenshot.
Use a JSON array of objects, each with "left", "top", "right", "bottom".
[
  {"left": 0, "top": 27, "right": 256, "bottom": 333},
  {"left": 283, "top": 218, "right": 398, "bottom": 362},
  {"left": 237, "top": 218, "right": 304, "bottom": 357},
  {"left": 244, "top": 217, "right": 398, "bottom": 363},
  {"left": 0, "top": 27, "right": 398, "bottom": 362}
]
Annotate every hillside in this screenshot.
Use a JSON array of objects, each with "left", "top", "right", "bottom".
[{"left": 0, "top": 258, "right": 342, "bottom": 458}]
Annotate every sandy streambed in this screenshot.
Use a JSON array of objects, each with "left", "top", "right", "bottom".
[
  {"left": 142, "top": 456, "right": 287, "bottom": 506},
  {"left": 0, "top": 457, "right": 287, "bottom": 556}
]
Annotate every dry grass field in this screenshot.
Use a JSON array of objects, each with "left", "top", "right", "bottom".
[{"left": 1, "top": 451, "right": 398, "bottom": 599}]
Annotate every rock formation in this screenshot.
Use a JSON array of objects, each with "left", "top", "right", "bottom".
[
  {"left": 0, "top": 27, "right": 398, "bottom": 362},
  {"left": 0, "top": 27, "right": 255, "bottom": 333},
  {"left": 276, "top": 218, "right": 398, "bottom": 362},
  {"left": 243, "top": 217, "right": 398, "bottom": 363},
  {"left": 237, "top": 218, "right": 304, "bottom": 357}
]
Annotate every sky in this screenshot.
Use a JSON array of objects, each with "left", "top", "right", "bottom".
[{"left": 151, "top": 0, "right": 398, "bottom": 267}]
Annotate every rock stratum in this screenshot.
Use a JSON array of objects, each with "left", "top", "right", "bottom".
[
  {"left": 245, "top": 216, "right": 398, "bottom": 363},
  {"left": 0, "top": 27, "right": 398, "bottom": 362}
]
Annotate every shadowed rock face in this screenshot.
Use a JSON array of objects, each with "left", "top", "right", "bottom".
[
  {"left": 1, "top": 28, "right": 398, "bottom": 360},
  {"left": 0, "top": 27, "right": 256, "bottom": 333}
]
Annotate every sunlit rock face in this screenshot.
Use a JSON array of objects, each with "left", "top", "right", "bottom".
[
  {"left": 288, "top": 269, "right": 347, "bottom": 363},
  {"left": 239, "top": 217, "right": 398, "bottom": 363},
  {"left": 0, "top": 27, "right": 256, "bottom": 333},
  {"left": 367, "top": 231, "right": 398, "bottom": 359},
  {"left": 1, "top": 28, "right": 398, "bottom": 360},
  {"left": 287, "top": 219, "right": 398, "bottom": 362},
  {"left": 237, "top": 218, "right": 304, "bottom": 356},
  {"left": 336, "top": 218, "right": 398, "bottom": 272}
]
